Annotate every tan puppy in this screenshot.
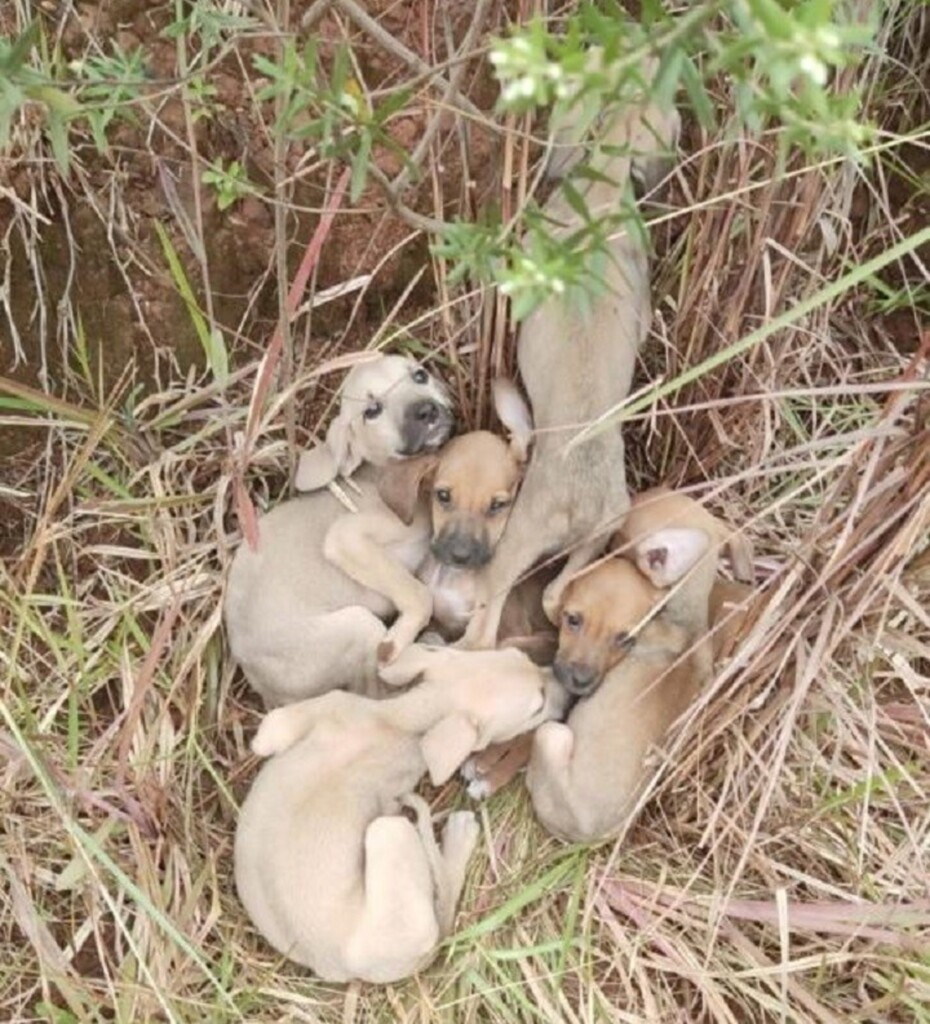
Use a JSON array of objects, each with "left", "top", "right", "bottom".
[
  {"left": 225, "top": 374, "right": 532, "bottom": 708},
  {"left": 234, "top": 644, "right": 565, "bottom": 983},
  {"left": 458, "top": 69, "right": 680, "bottom": 651},
  {"left": 526, "top": 490, "right": 753, "bottom": 841},
  {"left": 461, "top": 575, "right": 752, "bottom": 799}
]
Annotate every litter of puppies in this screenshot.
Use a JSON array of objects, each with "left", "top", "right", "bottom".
[{"left": 226, "top": 69, "right": 759, "bottom": 983}]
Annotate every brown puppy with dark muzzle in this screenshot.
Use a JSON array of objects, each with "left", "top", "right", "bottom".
[
  {"left": 552, "top": 559, "right": 661, "bottom": 697},
  {"left": 524, "top": 489, "right": 753, "bottom": 841},
  {"left": 462, "top": 488, "right": 753, "bottom": 802},
  {"left": 382, "top": 380, "right": 537, "bottom": 642}
]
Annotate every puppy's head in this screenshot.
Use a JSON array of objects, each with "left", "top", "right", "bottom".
[
  {"left": 553, "top": 558, "right": 661, "bottom": 697},
  {"left": 378, "top": 381, "right": 534, "bottom": 555},
  {"left": 381, "top": 644, "right": 563, "bottom": 784},
  {"left": 295, "top": 355, "right": 453, "bottom": 491},
  {"left": 429, "top": 431, "right": 525, "bottom": 568}
]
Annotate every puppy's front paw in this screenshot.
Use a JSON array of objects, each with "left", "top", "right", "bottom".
[
  {"left": 251, "top": 708, "right": 294, "bottom": 758},
  {"left": 381, "top": 610, "right": 430, "bottom": 664},
  {"left": 459, "top": 756, "right": 480, "bottom": 783}
]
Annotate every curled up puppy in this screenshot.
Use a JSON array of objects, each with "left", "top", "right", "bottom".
[
  {"left": 224, "top": 358, "right": 533, "bottom": 708},
  {"left": 234, "top": 643, "right": 565, "bottom": 984},
  {"left": 525, "top": 488, "right": 753, "bottom": 842}
]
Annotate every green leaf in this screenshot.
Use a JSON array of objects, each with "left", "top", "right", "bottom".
[
  {"left": 3, "top": 20, "right": 40, "bottom": 73},
  {"left": 350, "top": 131, "right": 373, "bottom": 203},
  {"left": 560, "top": 178, "right": 591, "bottom": 222},
  {"left": 46, "top": 109, "right": 71, "bottom": 174},
  {"left": 680, "top": 52, "right": 715, "bottom": 129}
]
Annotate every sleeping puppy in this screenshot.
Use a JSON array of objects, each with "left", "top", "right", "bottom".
[
  {"left": 234, "top": 643, "right": 565, "bottom": 984},
  {"left": 224, "top": 370, "right": 533, "bottom": 708},
  {"left": 526, "top": 489, "right": 753, "bottom": 842},
  {"left": 458, "top": 61, "right": 680, "bottom": 651},
  {"left": 462, "top": 574, "right": 753, "bottom": 799}
]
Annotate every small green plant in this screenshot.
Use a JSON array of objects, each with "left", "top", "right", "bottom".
[
  {"left": 201, "top": 158, "right": 261, "bottom": 211},
  {"left": 187, "top": 74, "right": 220, "bottom": 124},
  {"left": 0, "top": 21, "right": 80, "bottom": 171},
  {"left": 161, "top": 0, "right": 259, "bottom": 69},
  {"left": 70, "top": 44, "right": 146, "bottom": 153},
  {"left": 253, "top": 39, "right": 413, "bottom": 202},
  {"left": 437, "top": 0, "right": 877, "bottom": 320}
]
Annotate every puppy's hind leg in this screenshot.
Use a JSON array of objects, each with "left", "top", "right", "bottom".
[
  {"left": 404, "top": 794, "right": 478, "bottom": 935},
  {"left": 257, "top": 605, "right": 387, "bottom": 707},
  {"left": 344, "top": 814, "right": 442, "bottom": 983},
  {"left": 460, "top": 499, "right": 571, "bottom": 649}
]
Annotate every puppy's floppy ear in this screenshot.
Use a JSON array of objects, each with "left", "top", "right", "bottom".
[
  {"left": 492, "top": 378, "right": 533, "bottom": 464},
  {"left": 635, "top": 527, "right": 711, "bottom": 588},
  {"left": 294, "top": 413, "right": 361, "bottom": 492},
  {"left": 420, "top": 712, "right": 479, "bottom": 785},
  {"left": 377, "top": 453, "right": 439, "bottom": 525}
]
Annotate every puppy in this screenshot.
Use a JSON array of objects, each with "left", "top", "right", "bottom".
[
  {"left": 525, "top": 490, "right": 753, "bottom": 841},
  {"left": 458, "top": 68, "right": 680, "bottom": 650},
  {"left": 224, "top": 369, "right": 532, "bottom": 708},
  {"left": 462, "top": 575, "right": 751, "bottom": 800},
  {"left": 234, "top": 643, "right": 565, "bottom": 983}
]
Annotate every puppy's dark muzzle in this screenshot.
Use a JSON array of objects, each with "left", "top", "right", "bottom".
[
  {"left": 431, "top": 530, "right": 491, "bottom": 569},
  {"left": 400, "top": 399, "right": 454, "bottom": 455},
  {"left": 553, "top": 659, "right": 602, "bottom": 697}
]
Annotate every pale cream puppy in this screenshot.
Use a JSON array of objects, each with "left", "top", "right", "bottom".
[{"left": 234, "top": 644, "right": 566, "bottom": 983}]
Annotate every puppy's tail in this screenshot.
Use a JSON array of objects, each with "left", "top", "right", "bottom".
[{"left": 546, "top": 50, "right": 679, "bottom": 193}]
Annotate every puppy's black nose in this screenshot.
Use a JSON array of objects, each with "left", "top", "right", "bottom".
[
  {"left": 448, "top": 537, "right": 476, "bottom": 566},
  {"left": 432, "top": 532, "right": 490, "bottom": 569},
  {"left": 553, "top": 660, "right": 600, "bottom": 696},
  {"left": 411, "top": 398, "right": 440, "bottom": 424}
]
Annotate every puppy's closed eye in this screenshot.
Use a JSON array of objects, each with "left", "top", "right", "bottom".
[
  {"left": 363, "top": 400, "right": 383, "bottom": 421},
  {"left": 613, "top": 631, "right": 635, "bottom": 651},
  {"left": 487, "top": 496, "right": 510, "bottom": 516},
  {"left": 563, "top": 611, "right": 583, "bottom": 633}
]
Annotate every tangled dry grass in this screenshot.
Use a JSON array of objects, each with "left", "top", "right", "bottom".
[{"left": 1, "top": 1, "right": 929, "bottom": 1022}]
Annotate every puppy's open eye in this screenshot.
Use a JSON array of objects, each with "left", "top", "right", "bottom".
[
  {"left": 564, "top": 611, "right": 582, "bottom": 632},
  {"left": 614, "top": 631, "right": 635, "bottom": 650},
  {"left": 363, "top": 400, "right": 383, "bottom": 421},
  {"left": 411, "top": 368, "right": 429, "bottom": 385},
  {"left": 487, "top": 496, "right": 510, "bottom": 516},
  {"left": 435, "top": 487, "right": 452, "bottom": 507}
]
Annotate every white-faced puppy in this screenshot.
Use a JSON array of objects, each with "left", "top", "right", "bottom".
[
  {"left": 234, "top": 644, "right": 564, "bottom": 984},
  {"left": 458, "top": 64, "right": 680, "bottom": 651},
  {"left": 224, "top": 370, "right": 532, "bottom": 708},
  {"left": 525, "top": 489, "right": 753, "bottom": 842},
  {"left": 294, "top": 354, "right": 454, "bottom": 490}
]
